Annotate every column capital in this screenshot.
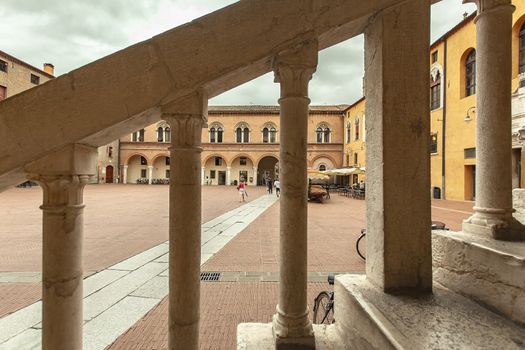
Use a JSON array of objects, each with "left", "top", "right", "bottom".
[
  {"left": 273, "top": 39, "right": 318, "bottom": 99},
  {"left": 463, "top": 0, "right": 514, "bottom": 15},
  {"left": 162, "top": 91, "right": 208, "bottom": 150},
  {"left": 25, "top": 144, "right": 97, "bottom": 178}
]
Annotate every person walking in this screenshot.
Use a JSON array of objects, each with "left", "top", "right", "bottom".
[
  {"left": 274, "top": 179, "right": 280, "bottom": 197},
  {"left": 238, "top": 178, "right": 247, "bottom": 202},
  {"left": 267, "top": 177, "right": 273, "bottom": 194}
]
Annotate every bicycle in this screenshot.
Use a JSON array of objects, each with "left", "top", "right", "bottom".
[
  {"left": 355, "top": 221, "right": 448, "bottom": 261},
  {"left": 312, "top": 274, "right": 335, "bottom": 324}
]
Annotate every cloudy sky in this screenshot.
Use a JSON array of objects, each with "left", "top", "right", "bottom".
[{"left": 0, "top": 0, "right": 476, "bottom": 105}]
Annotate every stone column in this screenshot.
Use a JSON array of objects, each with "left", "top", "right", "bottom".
[
  {"left": 463, "top": 0, "right": 524, "bottom": 241},
  {"left": 163, "top": 92, "right": 207, "bottom": 350},
  {"left": 122, "top": 165, "right": 128, "bottom": 184},
  {"left": 25, "top": 144, "right": 97, "bottom": 350},
  {"left": 147, "top": 165, "right": 153, "bottom": 185},
  {"left": 253, "top": 166, "right": 257, "bottom": 185},
  {"left": 226, "top": 166, "right": 231, "bottom": 186},
  {"left": 364, "top": 0, "right": 432, "bottom": 293},
  {"left": 272, "top": 40, "right": 317, "bottom": 349},
  {"left": 201, "top": 167, "right": 206, "bottom": 185}
]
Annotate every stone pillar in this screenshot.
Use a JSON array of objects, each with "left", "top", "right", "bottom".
[
  {"left": 122, "top": 165, "right": 128, "bottom": 184},
  {"left": 226, "top": 166, "right": 231, "bottom": 186},
  {"left": 163, "top": 91, "right": 207, "bottom": 350},
  {"left": 463, "top": 0, "right": 525, "bottom": 241},
  {"left": 364, "top": 0, "right": 432, "bottom": 293},
  {"left": 24, "top": 144, "right": 97, "bottom": 350},
  {"left": 201, "top": 167, "right": 206, "bottom": 185},
  {"left": 147, "top": 165, "right": 153, "bottom": 185},
  {"left": 272, "top": 40, "right": 317, "bottom": 349},
  {"left": 253, "top": 166, "right": 257, "bottom": 185}
]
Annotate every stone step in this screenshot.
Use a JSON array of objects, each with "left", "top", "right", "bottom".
[
  {"left": 334, "top": 274, "right": 525, "bottom": 350},
  {"left": 432, "top": 230, "right": 525, "bottom": 324}
]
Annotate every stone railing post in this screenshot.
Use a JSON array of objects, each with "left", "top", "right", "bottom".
[
  {"left": 25, "top": 144, "right": 97, "bottom": 350},
  {"left": 364, "top": 0, "right": 432, "bottom": 293},
  {"left": 463, "top": 0, "right": 525, "bottom": 241},
  {"left": 162, "top": 91, "right": 207, "bottom": 350},
  {"left": 272, "top": 39, "right": 317, "bottom": 349}
]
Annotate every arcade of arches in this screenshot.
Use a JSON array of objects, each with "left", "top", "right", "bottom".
[{"left": 111, "top": 105, "right": 344, "bottom": 185}]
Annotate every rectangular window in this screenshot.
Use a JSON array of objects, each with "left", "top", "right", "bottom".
[
  {"left": 431, "top": 51, "right": 438, "bottom": 63},
  {"left": 430, "top": 84, "right": 441, "bottom": 110},
  {"left": 30, "top": 74, "right": 40, "bottom": 85},
  {"left": 0, "top": 85, "right": 6, "bottom": 101},
  {"left": 210, "top": 170, "right": 216, "bottom": 179},
  {"left": 108, "top": 146, "right": 113, "bottom": 158},
  {"left": 140, "top": 169, "right": 147, "bottom": 178},
  {"left": 464, "top": 148, "right": 476, "bottom": 159},
  {"left": 166, "top": 157, "right": 170, "bottom": 166},
  {"left": 0, "top": 60, "right": 7, "bottom": 73},
  {"left": 240, "top": 157, "right": 247, "bottom": 166},
  {"left": 215, "top": 157, "right": 222, "bottom": 166},
  {"left": 140, "top": 156, "right": 147, "bottom": 165},
  {"left": 430, "top": 133, "right": 438, "bottom": 154},
  {"left": 239, "top": 171, "right": 248, "bottom": 181},
  {"left": 165, "top": 170, "right": 170, "bottom": 178}
]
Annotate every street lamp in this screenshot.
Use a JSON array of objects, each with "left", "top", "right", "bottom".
[{"left": 465, "top": 106, "right": 476, "bottom": 122}]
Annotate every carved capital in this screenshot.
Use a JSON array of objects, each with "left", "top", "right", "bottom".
[
  {"left": 463, "top": 0, "right": 514, "bottom": 15},
  {"left": 29, "top": 175, "right": 91, "bottom": 210},
  {"left": 273, "top": 39, "right": 318, "bottom": 99},
  {"left": 164, "top": 114, "right": 204, "bottom": 149}
]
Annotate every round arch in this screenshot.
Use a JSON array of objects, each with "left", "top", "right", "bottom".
[
  {"left": 230, "top": 154, "right": 256, "bottom": 185},
  {"left": 126, "top": 154, "right": 150, "bottom": 183},
  {"left": 124, "top": 153, "right": 150, "bottom": 166},
  {"left": 311, "top": 154, "right": 337, "bottom": 169},
  {"left": 256, "top": 155, "right": 279, "bottom": 186},
  {"left": 202, "top": 153, "right": 229, "bottom": 167},
  {"left": 151, "top": 153, "right": 170, "bottom": 165}
]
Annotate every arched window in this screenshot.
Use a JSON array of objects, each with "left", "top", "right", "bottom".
[
  {"left": 346, "top": 122, "right": 351, "bottom": 144},
  {"left": 519, "top": 23, "right": 525, "bottom": 73},
  {"left": 132, "top": 129, "right": 145, "bottom": 142},
  {"left": 319, "top": 164, "right": 327, "bottom": 171},
  {"left": 354, "top": 116, "right": 360, "bottom": 141},
  {"left": 157, "top": 127, "right": 164, "bottom": 142},
  {"left": 236, "top": 127, "right": 243, "bottom": 143},
  {"left": 324, "top": 128, "right": 331, "bottom": 143},
  {"left": 430, "top": 69, "right": 441, "bottom": 110},
  {"left": 210, "top": 127, "right": 216, "bottom": 143},
  {"left": 465, "top": 50, "right": 476, "bottom": 97},
  {"left": 316, "top": 127, "right": 323, "bottom": 143},
  {"left": 270, "top": 127, "right": 277, "bottom": 143},
  {"left": 165, "top": 127, "right": 171, "bottom": 142},
  {"left": 263, "top": 127, "right": 269, "bottom": 143},
  {"left": 235, "top": 123, "right": 250, "bottom": 143},
  {"left": 217, "top": 127, "right": 223, "bottom": 143}
]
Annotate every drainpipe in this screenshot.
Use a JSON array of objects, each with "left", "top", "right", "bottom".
[{"left": 441, "top": 38, "right": 447, "bottom": 199}]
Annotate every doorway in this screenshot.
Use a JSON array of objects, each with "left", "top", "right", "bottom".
[
  {"left": 257, "top": 156, "right": 278, "bottom": 185},
  {"left": 218, "top": 171, "right": 226, "bottom": 185},
  {"left": 105, "top": 165, "right": 114, "bottom": 183},
  {"left": 464, "top": 165, "right": 476, "bottom": 201}
]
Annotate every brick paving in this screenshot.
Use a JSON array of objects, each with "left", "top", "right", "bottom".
[
  {"left": 0, "top": 283, "right": 40, "bottom": 318},
  {"left": 107, "top": 282, "right": 328, "bottom": 350},
  {"left": 108, "top": 193, "right": 473, "bottom": 350},
  {"left": 0, "top": 185, "right": 474, "bottom": 349},
  {"left": 0, "top": 185, "right": 266, "bottom": 318}
]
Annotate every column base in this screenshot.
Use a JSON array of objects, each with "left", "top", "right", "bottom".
[
  {"left": 272, "top": 307, "right": 315, "bottom": 349},
  {"left": 463, "top": 208, "right": 525, "bottom": 241}
]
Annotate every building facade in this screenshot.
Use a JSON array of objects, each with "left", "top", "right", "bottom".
[
  {"left": 0, "top": 50, "right": 54, "bottom": 101},
  {"left": 342, "top": 1, "right": 525, "bottom": 200},
  {"left": 102, "top": 105, "right": 347, "bottom": 185}
]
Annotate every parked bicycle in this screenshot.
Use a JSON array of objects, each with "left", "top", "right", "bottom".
[
  {"left": 312, "top": 274, "right": 335, "bottom": 324},
  {"left": 356, "top": 221, "right": 449, "bottom": 261}
]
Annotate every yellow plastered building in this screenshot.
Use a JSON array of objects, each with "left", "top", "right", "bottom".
[{"left": 347, "top": 1, "right": 525, "bottom": 200}]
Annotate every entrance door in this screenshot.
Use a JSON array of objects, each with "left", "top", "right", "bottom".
[
  {"left": 105, "top": 165, "right": 114, "bottom": 183},
  {"left": 218, "top": 171, "right": 226, "bottom": 185},
  {"left": 464, "top": 165, "right": 476, "bottom": 201}
]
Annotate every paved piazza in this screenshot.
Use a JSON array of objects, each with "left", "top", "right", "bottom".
[{"left": 0, "top": 185, "right": 473, "bottom": 349}]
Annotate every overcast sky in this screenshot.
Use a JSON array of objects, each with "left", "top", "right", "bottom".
[{"left": 0, "top": 0, "right": 476, "bottom": 106}]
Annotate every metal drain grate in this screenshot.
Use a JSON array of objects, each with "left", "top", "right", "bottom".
[{"left": 200, "top": 272, "right": 221, "bottom": 281}]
